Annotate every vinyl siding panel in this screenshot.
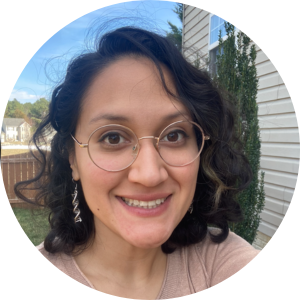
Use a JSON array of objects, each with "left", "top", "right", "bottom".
[
  {"left": 258, "top": 99, "right": 295, "bottom": 115},
  {"left": 185, "top": 5, "right": 196, "bottom": 16},
  {"left": 257, "top": 84, "right": 289, "bottom": 103},
  {"left": 183, "top": 7, "right": 209, "bottom": 65},
  {"left": 260, "top": 128, "right": 299, "bottom": 143},
  {"left": 183, "top": 5, "right": 299, "bottom": 239},
  {"left": 184, "top": 6, "right": 202, "bottom": 24},
  {"left": 258, "top": 113, "right": 298, "bottom": 129},
  {"left": 256, "top": 60, "right": 277, "bottom": 77},
  {"left": 283, "top": 202, "right": 291, "bottom": 214},
  {"left": 184, "top": 26, "right": 209, "bottom": 51},
  {"left": 184, "top": 14, "right": 209, "bottom": 42},
  {"left": 258, "top": 220, "right": 278, "bottom": 237},
  {"left": 264, "top": 196, "right": 285, "bottom": 214},
  {"left": 262, "top": 169, "right": 297, "bottom": 189},
  {"left": 261, "top": 143, "right": 300, "bottom": 159},
  {"left": 260, "top": 209, "right": 283, "bottom": 227},
  {"left": 184, "top": 38, "right": 209, "bottom": 62},
  {"left": 184, "top": 23, "right": 209, "bottom": 46},
  {"left": 256, "top": 50, "right": 269, "bottom": 64},
  {"left": 258, "top": 73, "right": 282, "bottom": 89},
  {"left": 260, "top": 157, "right": 299, "bottom": 174},
  {"left": 185, "top": 10, "right": 209, "bottom": 33},
  {"left": 263, "top": 183, "right": 294, "bottom": 202}
]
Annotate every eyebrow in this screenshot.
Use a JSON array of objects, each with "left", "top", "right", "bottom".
[
  {"left": 88, "top": 111, "right": 190, "bottom": 125},
  {"left": 89, "top": 114, "right": 130, "bottom": 124}
]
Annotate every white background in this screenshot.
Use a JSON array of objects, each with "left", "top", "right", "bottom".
[{"left": 0, "top": 0, "right": 299, "bottom": 299}]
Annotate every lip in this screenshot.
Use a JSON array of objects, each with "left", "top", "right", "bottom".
[{"left": 116, "top": 194, "right": 172, "bottom": 217}]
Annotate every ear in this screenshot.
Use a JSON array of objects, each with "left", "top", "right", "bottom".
[{"left": 69, "top": 152, "right": 80, "bottom": 181}]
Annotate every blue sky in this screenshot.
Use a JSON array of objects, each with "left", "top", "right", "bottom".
[{"left": 10, "top": 1, "right": 182, "bottom": 104}]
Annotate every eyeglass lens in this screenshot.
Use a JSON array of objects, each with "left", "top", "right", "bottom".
[{"left": 88, "top": 122, "right": 203, "bottom": 171}]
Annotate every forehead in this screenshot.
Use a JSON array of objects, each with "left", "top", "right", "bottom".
[{"left": 78, "top": 57, "right": 190, "bottom": 130}]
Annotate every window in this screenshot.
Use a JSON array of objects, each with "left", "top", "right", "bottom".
[
  {"left": 210, "top": 15, "right": 226, "bottom": 45},
  {"left": 209, "top": 46, "right": 223, "bottom": 76},
  {"left": 209, "top": 15, "right": 228, "bottom": 75}
]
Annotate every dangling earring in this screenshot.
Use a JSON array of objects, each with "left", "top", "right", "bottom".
[
  {"left": 72, "top": 179, "right": 82, "bottom": 223},
  {"left": 188, "top": 203, "right": 193, "bottom": 214}
]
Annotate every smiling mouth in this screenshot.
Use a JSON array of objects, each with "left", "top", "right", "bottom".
[{"left": 121, "top": 197, "right": 167, "bottom": 209}]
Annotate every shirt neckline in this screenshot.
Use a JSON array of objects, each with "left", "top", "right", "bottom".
[{"left": 71, "top": 251, "right": 171, "bottom": 299}]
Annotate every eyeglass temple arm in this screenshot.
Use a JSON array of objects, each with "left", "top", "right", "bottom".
[{"left": 70, "top": 134, "right": 88, "bottom": 148}]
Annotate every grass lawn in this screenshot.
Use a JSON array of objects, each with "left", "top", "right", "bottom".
[
  {"left": 12, "top": 207, "right": 50, "bottom": 246},
  {"left": 1, "top": 149, "right": 30, "bottom": 156}
]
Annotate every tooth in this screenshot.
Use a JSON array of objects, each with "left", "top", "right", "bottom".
[
  {"left": 148, "top": 201, "right": 155, "bottom": 206},
  {"left": 121, "top": 197, "right": 168, "bottom": 208}
]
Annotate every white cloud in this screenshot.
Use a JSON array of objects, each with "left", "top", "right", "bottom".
[{"left": 9, "top": 89, "right": 45, "bottom": 103}]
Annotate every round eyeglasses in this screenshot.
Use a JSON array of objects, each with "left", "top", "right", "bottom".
[{"left": 71, "top": 120, "right": 210, "bottom": 172}]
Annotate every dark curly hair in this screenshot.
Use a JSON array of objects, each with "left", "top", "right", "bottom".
[{"left": 15, "top": 26, "right": 252, "bottom": 255}]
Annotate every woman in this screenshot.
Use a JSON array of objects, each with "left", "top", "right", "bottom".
[{"left": 15, "top": 27, "right": 259, "bottom": 299}]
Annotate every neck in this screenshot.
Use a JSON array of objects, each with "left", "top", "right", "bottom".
[{"left": 74, "top": 220, "right": 167, "bottom": 298}]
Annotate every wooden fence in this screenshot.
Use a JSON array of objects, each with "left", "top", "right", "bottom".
[{"left": 1, "top": 152, "right": 38, "bottom": 207}]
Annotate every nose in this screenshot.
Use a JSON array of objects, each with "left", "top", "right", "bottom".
[{"left": 127, "top": 139, "right": 168, "bottom": 187}]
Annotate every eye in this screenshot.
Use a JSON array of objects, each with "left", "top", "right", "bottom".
[
  {"left": 161, "top": 130, "right": 187, "bottom": 143},
  {"left": 100, "top": 132, "right": 126, "bottom": 145}
]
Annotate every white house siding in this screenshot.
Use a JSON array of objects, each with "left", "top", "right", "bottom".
[
  {"left": 255, "top": 43, "right": 300, "bottom": 237},
  {"left": 19, "top": 122, "right": 31, "bottom": 142},
  {"left": 183, "top": 7, "right": 209, "bottom": 67},
  {"left": 182, "top": 5, "right": 300, "bottom": 241},
  {"left": 6, "top": 127, "right": 18, "bottom": 141}
]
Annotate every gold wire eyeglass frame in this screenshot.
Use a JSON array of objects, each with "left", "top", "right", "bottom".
[{"left": 71, "top": 120, "right": 210, "bottom": 172}]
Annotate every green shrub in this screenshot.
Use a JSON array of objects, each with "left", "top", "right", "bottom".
[{"left": 215, "top": 22, "right": 265, "bottom": 244}]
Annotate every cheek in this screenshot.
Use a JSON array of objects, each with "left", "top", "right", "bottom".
[
  {"left": 175, "top": 160, "right": 199, "bottom": 192},
  {"left": 78, "top": 160, "right": 122, "bottom": 200}
]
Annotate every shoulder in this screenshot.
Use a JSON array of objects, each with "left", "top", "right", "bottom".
[
  {"left": 36, "top": 242, "right": 72, "bottom": 273},
  {"left": 161, "top": 229, "right": 259, "bottom": 297},
  {"left": 195, "top": 227, "right": 259, "bottom": 257},
  {"left": 186, "top": 228, "right": 260, "bottom": 287},
  {"left": 36, "top": 242, "right": 92, "bottom": 288}
]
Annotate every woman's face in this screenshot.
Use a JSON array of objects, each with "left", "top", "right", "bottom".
[{"left": 70, "top": 57, "right": 199, "bottom": 249}]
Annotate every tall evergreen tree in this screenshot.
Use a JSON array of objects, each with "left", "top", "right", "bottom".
[
  {"left": 166, "top": 3, "right": 183, "bottom": 52},
  {"left": 216, "top": 22, "right": 265, "bottom": 244}
]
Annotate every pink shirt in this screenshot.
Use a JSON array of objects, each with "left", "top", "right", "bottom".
[{"left": 37, "top": 229, "right": 259, "bottom": 298}]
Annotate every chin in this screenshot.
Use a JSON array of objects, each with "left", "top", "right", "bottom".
[
  {"left": 130, "top": 240, "right": 167, "bottom": 250},
  {"left": 125, "top": 229, "right": 172, "bottom": 249}
]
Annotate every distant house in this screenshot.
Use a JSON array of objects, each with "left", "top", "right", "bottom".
[
  {"left": 1, "top": 128, "right": 5, "bottom": 143},
  {"left": 1, "top": 118, "right": 31, "bottom": 142}
]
